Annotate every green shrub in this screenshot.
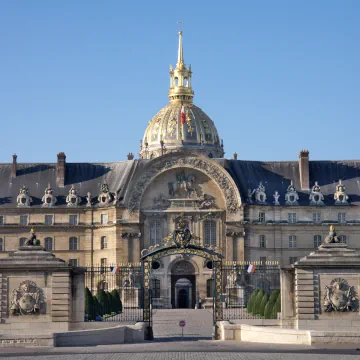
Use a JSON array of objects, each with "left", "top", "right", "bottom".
[
  {"left": 259, "top": 293, "right": 269, "bottom": 317},
  {"left": 247, "top": 289, "right": 259, "bottom": 314},
  {"left": 263, "top": 300, "right": 273, "bottom": 319},
  {"left": 269, "top": 289, "right": 280, "bottom": 304},
  {"left": 271, "top": 293, "right": 281, "bottom": 319},
  {"left": 110, "top": 289, "right": 122, "bottom": 313},
  {"left": 85, "top": 287, "right": 95, "bottom": 320},
  {"left": 253, "top": 289, "right": 265, "bottom": 315}
]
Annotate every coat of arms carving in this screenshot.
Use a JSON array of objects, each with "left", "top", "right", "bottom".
[
  {"left": 10, "top": 280, "right": 44, "bottom": 315},
  {"left": 324, "top": 278, "right": 358, "bottom": 312}
]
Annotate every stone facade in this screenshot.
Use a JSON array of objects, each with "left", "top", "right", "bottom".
[{"left": 1, "top": 30, "right": 360, "bottom": 308}]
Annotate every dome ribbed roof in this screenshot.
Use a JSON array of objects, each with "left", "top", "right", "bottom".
[{"left": 140, "top": 102, "right": 223, "bottom": 159}]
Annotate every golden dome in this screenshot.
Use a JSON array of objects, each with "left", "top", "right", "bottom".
[{"left": 140, "top": 31, "right": 223, "bottom": 159}]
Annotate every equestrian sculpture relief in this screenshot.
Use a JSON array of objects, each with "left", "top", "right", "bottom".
[{"left": 168, "top": 171, "right": 197, "bottom": 199}]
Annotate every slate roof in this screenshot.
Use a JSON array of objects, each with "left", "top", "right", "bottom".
[{"left": 1, "top": 158, "right": 360, "bottom": 208}]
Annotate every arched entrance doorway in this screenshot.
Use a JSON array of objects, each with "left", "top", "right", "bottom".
[
  {"left": 170, "top": 260, "right": 195, "bottom": 308},
  {"left": 141, "top": 222, "right": 223, "bottom": 340}
]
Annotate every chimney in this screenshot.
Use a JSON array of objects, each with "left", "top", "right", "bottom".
[
  {"left": 12, "top": 154, "right": 17, "bottom": 178},
  {"left": 233, "top": 152, "right": 238, "bottom": 160},
  {"left": 56, "top": 152, "right": 66, "bottom": 187},
  {"left": 299, "top": 149, "right": 310, "bottom": 191},
  {"left": 127, "top": 152, "right": 134, "bottom": 160}
]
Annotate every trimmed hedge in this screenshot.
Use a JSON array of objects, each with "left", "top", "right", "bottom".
[
  {"left": 253, "top": 290, "right": 265, "bottom": 315},
  {"left": 259, "top": 293, "right": 269, "bottom": 317},
  {"left": 246, "top": 289, "right": 259, "bottom": 314}
]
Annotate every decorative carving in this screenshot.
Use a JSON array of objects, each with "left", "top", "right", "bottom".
[
  {"left": 98, "top": 183, "right": 114, "bottom": 206},
  {"left": 309, "top": 181, "right": 324, "bottom": 206},
  {"left": 168, "top": 171, "right": 197, "bottom": 199},
  {"left": 41, "top": 184, "right": 57, "bottom": 207},
  {"left": 121, "top": 232, "right": 141, "bottom": 239},
  {"left": 152, "top": 194, "right": 170, "bottom": 210},
  {"left": 16, "top": 185, "right": 32, "bottom": 208},
  {"left": 324, "top": 278, "right": 357, "bottom": 312},
  {"left": 323, "top": 225, "right": 340, "bottom": 244},
  {"left": 225, "top": 231, "right": 244, "bottom": 237},
  {"left": 24, "top": 228, "right": 40, "bottom": 246},
  {"left": 122, "top": 265, "right": 137, "bottom": 287},
  {"left": 10, "top": 280, "right": 44, "bottom": 315},
  {"left": 273, "top": 191, "right": 280, "bottom": 205},
  {"left": 334, "top": 179, "right": 349, "bottom": 205},
  {"left": 167, "top": 117, "right": 177, "bottom": 137},
  {"left": 285, "top": 180, "right": 299, "bottom": 205},
  {"left": 86, "top": 192, "right": 92, "bottom": 207},
  {"left": 172, "top": 219, "right": 192, "bottom": 248},
  {"left": 128, "top": 156, "right": 239, "bottom": 214},
  {"left": 254, "top": 182, "right": 267, "bottom": 204},
  {"left": 247, "top": 189, "right": 254, "bottom": 204},
  {"left": 197, "top": 193, "right": 216, "bottom": 209},
  {"left": 186, "top": 112, "right": 194, "bottom": 135},
  {"left": 227, "top": 263, "right": 239, "bottom": 288},
  {"left": 66, "top": 185, "right": 81, "bottom": 207}
]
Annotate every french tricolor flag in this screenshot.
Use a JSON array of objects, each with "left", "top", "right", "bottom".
[
  {"left": 247, "top": 264, "right": 256, "bottom": 273},
  {"left": 180, "top": 105, "right": 185, "bottom": 125},
  {"left": 111, "top": 266, "right": 120, "bottom": 275}
]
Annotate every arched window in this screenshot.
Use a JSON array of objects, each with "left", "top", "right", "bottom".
[
  {"left": 152, "top": 279, "right": 160, "bottom": 299},
  {"left": 44, "top": 237, "right": 53, "bottom": 251},
  {"left": 149, "top": 220, "right": 161, "bottom": 246},
  {"left": 0, "top": 238, "right": 3, "bottom": 251},
  {"left": 314, "top": 235, "right": 322, "bottom": 248},
  {"left": 338, "top": 235, "right": 347, "bottom": 244},
  {"left": 204, "top": 220, "right": 216, "bottom": 247},
  {"left": 174, "top": 77, "right": 179, "bottom": 86},
  {"left": 69, "top": 237, "right": 78, "bottom": 250},
  {"left": 101, "top": 236, "right": 107, "bottom": 249},
  {"left": 20, "top": 237, "right": 27, "bottom": 247},
  {"left": 184, "top": 78, "right": 188, "bottom": 87},
  {"left": 206, "top": 279, "right": 214, "bottom": 298}
]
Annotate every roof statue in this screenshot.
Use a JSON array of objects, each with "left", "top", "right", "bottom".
[
  {"left": 24, "top": 228, "right": 40, "bottom": 247},
  {"left": 323, "top": 225, "right": 340, "bottom": 244}
]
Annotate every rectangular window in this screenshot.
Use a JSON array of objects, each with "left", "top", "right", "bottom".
[
  {"left": 204, "top": 220, "right": 217, "bottom": 247},
  {"left": 101, "top": 236, "right": 107, "bottom": 249},
  {"left": 258, "top": 212, "right": 265, "bottom": 223},
  {"left": 260, "top": 256, "right": 267, "bottom": 264},
  {"left": 289, "top": 257, "right": 298, "bottom": 265},
  {"left": 0, "top": 238, "right": 3, "bottom": 251},
  {"left": 45, "top": 215, "right": 53, "bottom": 225},
  {"left": 101, "top": 214, "right": 108, "bottom": 225},
  {"left": 149, "top": 220, "right": 161, "bottom": 246},
  {"left": 152, "top": 279, "right": 161, "bottom": 299},
  {"left": 69, "top": 215, "right": 78, "bottom": 225},
  {"left": 313, "top": 212, "right": 321, "bottom": 223},
  {"left": 69, "top": 259, "right": 78, "bottom": 267},
  {"left": 338, "top": 213, "right": 346, "bottom": 224},
  {"left": 20, "top": 215, "right": 28, "bottom": 225},
  {"left": 0, "top": 216, "right": 4, "bottom": 225},
  {"left": 69, "top": 237, "right": 78, "bottom": 250},
  {"left": 44, "top": 237, "right": 53, "bottom": 251},
  {"left": 288, "top": 213, "right": 297, "bottom": 223},
  {"left": 259, "top": 235, "right": 266, "bottom": 248},
  {"left": 289, "top": 235, "right": 297, "bottom": 248},
  {"left": 314, "top": 235, "right": 322, "bottom": 248},
  {"left": 206, "top": 279, "right": 214, "bottom": 298},
  {"left": 20, "top": 237, "right": 27, "bottom": 247},
  {"left": 338, "top": 235, "right": 347, "bottom": 244}
]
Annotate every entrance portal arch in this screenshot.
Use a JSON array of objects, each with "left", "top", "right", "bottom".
[{"left": 141, "top": 223, "right": 223, "bottom": 340}]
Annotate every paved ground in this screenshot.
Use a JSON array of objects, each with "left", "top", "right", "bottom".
[
  {"left": 152, "top": 308, "right": 213, "bottom": 340},
  {"left": 2, "top": 310, "right": 360, "bottom": 359}
]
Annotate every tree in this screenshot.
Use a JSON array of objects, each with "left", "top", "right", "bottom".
[
  {"left": 271, "top": 293, "right": 281, "bottom": 319},
  {"left": 259, "top": 293, "right": 269, "bottom": 317},
  {"left": 264, "top": 289, "right": 279, "bottom": 319}
]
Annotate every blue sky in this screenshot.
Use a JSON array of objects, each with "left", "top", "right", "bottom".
[{"left": 0, "top": 1, "right": 359, "bottom": 163}]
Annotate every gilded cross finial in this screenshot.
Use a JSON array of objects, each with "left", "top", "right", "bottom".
[{"left": 177, "top": 20, "right": 183, "bottom": 33}]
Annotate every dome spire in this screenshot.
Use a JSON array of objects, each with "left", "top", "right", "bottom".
[
  {"left": 177, "top": 22, "right": 184, "bottom": 68},
  {"left": 168, "top": 27, "right": 194, "bottom": 103}
]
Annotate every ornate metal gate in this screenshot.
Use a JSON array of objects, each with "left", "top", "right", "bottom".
[{"left": 141, "top": 222, "right": 223, "bottom": 340}]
